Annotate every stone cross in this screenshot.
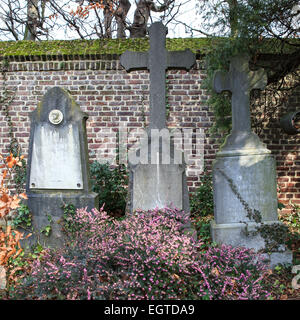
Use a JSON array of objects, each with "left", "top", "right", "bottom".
[
  {"left": 211, "top": 55, "right": 293, "bottom": 267},
  {"left": 213, "top": 55, "right": 267, "bottom": 134},
  {"left": 120, "top": 21, "right": 195, "bottom": 130}
]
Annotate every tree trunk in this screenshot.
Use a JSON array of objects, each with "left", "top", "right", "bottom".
[
  {"left": 130, "top": 0, "right": 171, "bottom": 38},
  {"left": 104, "top": 4, "right": 113, "bottom": 38},
  {"left": 115, "top": 0, "right": 131, "bottom": 38},
  {"left": 24, "top": 0, "right": 39, "bottom": 40}
]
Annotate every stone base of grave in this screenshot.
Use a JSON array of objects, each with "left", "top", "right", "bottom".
[
  {"left": 213, "top": 150, "right": 279, "bottom": 224},
  {"left": 211, "top": 135, "right": 293, "bottom": 268},
  {"left": 24, "top": 191, "right": 99, "bottom": 249},
  {"left": 127, "top": 134, "right": 190, "bottom": 216},
  {"left": 129, "top": 163, "right": 190, "bottom": 213},
  {"left": 210, "top": 220, "right": 293, "bottom": 268}
]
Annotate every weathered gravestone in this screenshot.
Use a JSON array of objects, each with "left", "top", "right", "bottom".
[
  {"left": 26, "top": 87, "right": 99, "bottom": 247},
  {"left": 211, "top": 55, "right": 292, "bottom": 267},
  {"left": 120, "top": 22, "right": 195, "bottom": 215}
]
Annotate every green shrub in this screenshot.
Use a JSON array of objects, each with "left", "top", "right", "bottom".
[
  {"left": 190, "top": 169, "right": 214, "bottom": 217},
  {"left": 90, "top": 161, "right": 128, "bottom": 216},
  {"left": 11, "top": 204, "right": 32, "bottom": 229}
]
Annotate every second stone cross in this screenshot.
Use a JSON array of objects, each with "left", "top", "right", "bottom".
[{"left": 120, "top": 21, "right": 195, "bottom": 214}]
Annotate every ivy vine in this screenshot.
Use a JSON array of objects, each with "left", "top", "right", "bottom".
[
  {"left": 0, "top": 58, "right": 26, "bottom": 194},
  {"left": 217, "top": 168, "right": 289, "bottom": 253}
]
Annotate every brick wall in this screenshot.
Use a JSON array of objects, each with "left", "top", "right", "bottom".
[{"left": 0, "top": 54, "right": 299, "bottom": 212}]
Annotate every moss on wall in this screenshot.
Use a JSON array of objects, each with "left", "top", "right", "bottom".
[
  {"left": 0, "top": 36, "right": 297, "bottom": 62},
  {"left": 0, "top": 38, "right": 212, "bottom": 58}
]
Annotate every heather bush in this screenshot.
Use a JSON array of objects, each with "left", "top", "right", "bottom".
[{"left": 13, "top": 207, "right": 272, "bottom": 300}]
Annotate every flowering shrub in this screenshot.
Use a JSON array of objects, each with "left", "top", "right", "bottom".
[
  {"left": 0, "top": 153, "right": 28, "bottom": 267},
  {"left": 13, "top": 207, "right": 272, "bottom": 300}
]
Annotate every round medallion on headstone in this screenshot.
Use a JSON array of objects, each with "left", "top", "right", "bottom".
[{"left": 49, "top": 109, "right": 63, "bottom": 125}]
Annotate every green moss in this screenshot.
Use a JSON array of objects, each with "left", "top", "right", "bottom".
[
  {"left": 0, "top": 37, "right": 296, "bottom": 58},
  {"left": 0, "top": 38, "right": 211, "bottom": 58}
]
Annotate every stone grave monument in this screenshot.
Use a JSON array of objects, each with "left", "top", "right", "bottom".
[
  {"left": 26, "top": 87, "right": 99, "bottom": 247},
  {"left": 120, "top": 22, "right": 195, "bottom": 215},
  {"left": 211, "top": 55, "right": 292, "bottom": 267}
]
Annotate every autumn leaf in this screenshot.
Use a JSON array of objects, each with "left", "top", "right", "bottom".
[
  {"left": 0, "top": 193, "right": 9, "bottom": 204},
  {"left": 211, "top": 267, "right": 220, "bottom": 276},
  {"left": 6, "top": 225, "right": 11, "bottom": 236},
  {"left": 14, "top": 248, "right": 23, "bottom": 258},
  {"left": 10, "top": 196, "right": 21, "bottom": 209},
  {"left": 172, "top": 273, "right": 180, "bottom": 280},
  {"left": 6, "top": 153, "right": 15, "bottom": 168},
  {"left": 19, "top": 193, "right": 28, "bottom": 200}
]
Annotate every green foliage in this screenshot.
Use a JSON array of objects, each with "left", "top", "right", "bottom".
[
  {"left": 197, "top": 0, "right": 300, "bottom": 135},
  {"left": 61, "top": 203, "right": 79, "bottom": 236},
  {"left": 192, "top": 217, "right": 212, "bottom": 249},
  {"left": 90, "top": 161, "right": 128, "bottom": 216},
  {"left": 13, "top": 158, "right": 26, "bottom": 194},
  {"left": 40, "top": 215, "right": 52, "bottom": 237},
  {"left": 279, "top": 202, "right": 300, "bottom": 255},
  {"left": 202, "top": 38, "right": 252, "bottom": 136},
  {"left": 30, "top": 243, "right": 44, "bottom": 259},
  {"left": 11, "top": 204, "right": 32, "bottom": 229},
  {"left": 190, "top": 169, "right": 214, "bottom": 217},
  {"left": 286, "top": 203, "right": 300, "bottom": 230},
  {"left": 256, "top": 223, "right": 289, "bottom": 252}
]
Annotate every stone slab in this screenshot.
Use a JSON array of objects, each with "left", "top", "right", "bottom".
[
  {"left": 29, "top": 123, "right": 83, "bottom": 189},
  {"left": 132, "top": 164, "right": 184, "bottom": 211},
  {"left": 127, "top": 133, "right": 190, "bottom": 214},
  {"left": 213, "top": 152, "right": 278, "bottom": 224}
]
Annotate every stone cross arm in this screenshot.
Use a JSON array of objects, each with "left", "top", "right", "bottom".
[
  {"left": 213, "top": 55, "right": 267, "bottom": 93},
  {"left": 120, "top": 49, "right": 195, "bottom": 72},
  {"left": 212, "top": 55, "right": 267, "bottom": 133},
  {"left": 120, "top": 51, "right": 149, "bottom": 71},
  {"left": 166, "top": 49, "right": 195, "bottom": 70}
]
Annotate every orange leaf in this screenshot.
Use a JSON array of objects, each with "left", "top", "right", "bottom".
[
  {"left": 6, "top": 248, "right": 16, "bottom": 259},
  {"left": 10, "top": 197, "right": 21, "bottom": 209},
  {"left": 211, "top": 267, "right": 220, "bottom": 276},
  {"left": 0, "top": 193, "right": 9, "bottom": 203},
  {"left": 14, "top": 248, "right": 22, "bottom": 258},
  {"left": 6, "top": 154, "right": 15, "bottom": 168},
  {"left": 6, "top": 225, "right": 11, "bottom": 236},
  {"left": 2, "top": 170, "right": 7, "bottom": 181},
  {"left": 19, "top": 193, "right": 28, "bottom": 200}
]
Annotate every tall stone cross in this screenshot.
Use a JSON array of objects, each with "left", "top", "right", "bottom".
[
  {"left": 120, "top": 21, "right": 195, "bottom": 130},
  {"left": 213, "top": 55, "right": 267, "bottom": 135}
]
